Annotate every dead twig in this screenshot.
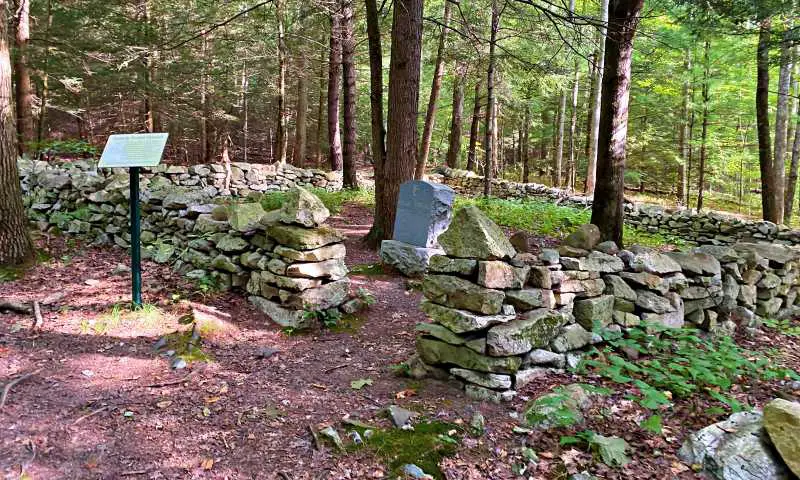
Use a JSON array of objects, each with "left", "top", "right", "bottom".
[
  {"left": 0, "top": 368, "right": 43, "bottom": 411},
  {"left": 323, "top": 363, "right": 348, "bottom": 374},
  {"left": 143, "top": 370, "right": 197, "bottom": 388},
  {"left": 73, "top": 405, "right": 110, "bottom": 425},
  {"left": 32, "top": 301, "right": 43, "bottom": 331},
  {"left": 120, "top": 470, "right": 150, "bottom": 476}
]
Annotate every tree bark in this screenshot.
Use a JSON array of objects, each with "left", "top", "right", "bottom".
[
  {"left": 141, "top": 0, "right": 157, "bottom": 133},
  {"left": 696, "top": 40, "right": 710, "bottom": 212},
  {"left": 293, "top": 55, "right": 308, "bottom": 166},
  {"left": 585, "top": 0, "right": 608, "bottom": 194},
  {"left": 522, "top": 103, "right": 530, "bottom": 183},
  {"left": 0, "top": 0, "right": 33, "bottom": 266},
  {"left": 446, "top": 68, "right": 465, "bottom": 169},
  {"left": 315, "top": 45, "right": 326, "bottom": 165},
  {"left": 554, "top": 89, "right": 566, "bottom": 187},
  {"left": 786, "top": 54, "right": 800, "bottom": 223},
  {"left": 36, "top": 0, "right": 53, "bottom": 148},
  {"left": 275, "top": 0, "right": 288, "bottom": 165},
  {"left": 757, "top": 19, "right": 778, "bottom": 223},
  {"left": 590, "top": 0, "right": 645, "bottom": 246},
  {"left": 677, "top": 48, "right": 691, "bottom": 205},
  {"left": 327, "top": 7, "right": 343, "bottom": 171},
  {"left": 773, "top": 26, "right": 792, "bottom": 221},
  {"left": 415, "top": 0, "right": 451, "bottom": 179},
  {"left": 364, "top": 0, "right": 387, "bottom": 245},
  {"left": 484, "top": 0, "right": 499, "bottom": 196},
  {"left": 341, "top": 0, "right": 358, "bottom": 187},
  {"left": 200, "top": 35, "right": 211, "bottom": 163},
  {"left": 568, "top": 61, "right": 580, "bottom": 191},
  {"left": 14, "top": 0, "right": 32, "bottom": 153},
  {"left": 369, "top": 0, "right": 423, "bottom": 242},
  {"left": 466, "top": 81, "right": 482, "bottom": 172}
]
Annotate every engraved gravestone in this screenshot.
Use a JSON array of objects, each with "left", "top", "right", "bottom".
[
  {"left": 380, "top": 180, "right": 455, "bottom": 276},
  {"left": 392, "top": 180, "right": 455, "bottom": 248}
]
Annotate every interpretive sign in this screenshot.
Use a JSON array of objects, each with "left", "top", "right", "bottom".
[
  {"left": 98, "top": 133, "right": 169, "bottom": 307},
  {"left": 98, "top": 133, "right": 169, "bottom": 168}
]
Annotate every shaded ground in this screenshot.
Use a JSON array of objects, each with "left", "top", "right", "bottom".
[{"left": 1, "top": 204, "right": 799, "bottom": 480}]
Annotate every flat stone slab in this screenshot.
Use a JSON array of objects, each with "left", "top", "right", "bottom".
[
  {"left": 380, "top": 240, "right": 443, "bottom": 277},
  {"left": 392, "top": 180, "right": 455, "bottom": 248}
]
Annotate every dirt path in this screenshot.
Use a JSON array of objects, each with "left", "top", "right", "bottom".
[{"left": 1, "top": 204, "right": 796, "bottom": 479}]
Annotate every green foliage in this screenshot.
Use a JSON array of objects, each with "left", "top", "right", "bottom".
[
  {"left": 455, "top": 196, "right": 685, "bottom": 247},
  {"left": 303, "top": 307, "right": 342, "bottom": 329},
  {"left": 580, "top": 323, "right": 799, "bottom": 411},
  {"left": 560, "top": 430, "right": 631, "bottom": 467},
  {"left": 260, "top": 188, "right": 374, "bottom": 214},
  {"left": 389, "top": 362, "right": 412, "bottom": 377},
  {"left": 763, "top": 318, "right": 800, "bottom": 337},
  {"left": 350, "top": 378, "right": 373, "bottom": 390},
  {"left": 349, "top": 263, "right": 385, "bottom": 275},
  {"left": 347, "top": 421, "right": 462, "bottom": 479},
  {"left": 640, "top": 414, "right": 663, "bottom": 435},
  {"left": 28, "top": 139, "right": 98, "bottom": 158},
  {"left": 190, "top": 273, "right": 222, "bottom": 295},
  {"left": 356, "top": 288, "right": 377, "bottom": 306}
]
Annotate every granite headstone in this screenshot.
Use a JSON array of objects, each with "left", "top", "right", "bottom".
[{"left": 392, "top": 180, "right": 455, "bottom": 248}]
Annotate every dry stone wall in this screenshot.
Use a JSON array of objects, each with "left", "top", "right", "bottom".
[
  {"left": 431, "top": 167, "right": 800, "bottom": 246},
  {"left": 412, "top": 208, "right": 800, "bottom": 403},
  {"left": 19, "top": 158, "right": 355, "bottom": 327}
]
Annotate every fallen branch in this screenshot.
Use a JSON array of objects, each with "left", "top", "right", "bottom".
[
  {"left": 73, "top": 405, "right": 110, "bottom": 425},
  {"left": 323, "top": 363, "right": 348, "bottom": 374},
  {"left": 120, "top": 470, "right": 150, "bottom": 476},
  {"left": 32, "top": 301, "right": 43, "bottom": 330},
  {"left": 143, "top": 370, "right": 197, "bottom": 388},
  {"left": 0, "top": 368, "right": 43, "bottom": 411}
]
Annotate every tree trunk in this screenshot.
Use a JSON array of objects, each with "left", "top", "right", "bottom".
[
  {"left": 466, "top": 81, "right": 482, "bottom": 172},
  {"left": 522, "top": 103, "right": 531, "bottom": 183},
  {"left": 484, "top": 0, "right": 499, "bottom": 196},
  {"left": 364, "top": 0, "right": 387, "bottom": 245},
  {"left": 36, "top": 0, "right": 53, "bottom": 148},
  {"left": 446, "top": 68, "right": 465, "bottom": 169},
  {"left": 200, "top": 35, "right": 211, "bottom": 163},
  {"left": 773, "top": 27, "right": 793, "bottom": 222},
  {"left": 568, "top": 61, "right": 580, "bottom": 191},
  {"left": 275, "top": 0, "right": 288, "bottom": 165},
  {"left": 369, "top": 0, "right": 423, "bottom": 242},
  {"left": 0, "top": 0, "right": 33, "bottom": 265},
  {"left": 415, "top": 0, "right": 451, "bottom": 179},
  {"left": 787, "top": 54, "right": 800, "bottom": 223},
  {"left": 341, "top": 0, "right": 358, "bottom": 187},
  {"left": 241, "top": 61, "right": 249, "bottom": 162},
  {"left": 541, "top": 107, "right": 551, "bottom": 172},
  {"left": 757, "top": 19, "right": 778, "bottom": 223},
  {"left": 315, "top": 45, "right": 326, "bottom": 165},
  {"left": 293, "top": 55, "right": 308, "bottom": 166},
  {"left": 590, "top": 0, "right": 645, "bottom": 246},
  {"left": 696, "top": 40, "right": 710, "bottom": 212},
  {"left": 14, "top": 0, "right": 32, "bottom": 153},
  {"left": 554, "top": 90, "right": 566, "bottom": 187},
  {"left": 141, "top": 0, "right": 157, "bottom": 133},
  {"left": 327, "top": 7, "right": 343, "bottom": 171},
  {"left": 677, "top": 48, "right": 691, "bottom": 205},
  {"left": 585, "top": 0, "right": 609, "bottom": 194}
]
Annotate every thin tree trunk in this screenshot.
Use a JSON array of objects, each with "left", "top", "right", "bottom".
[
  {"left": 370, "top": 0, "right": 423, "bottom": 242},
  {"left": 14, "top": 0, "right": 32, "bottom": 153},
  {"left": 677, "top": 48, "right": 691, "bottom": 205},
  {"left": 773, "top": 27, "right": 793, "bottom": 222},
  {"left": 696, "top": 40, "right": 710, "bottom": 212},
  {"left": 341, "top": 0, "right": 358, "bottom": 187},
  {"left": 200, "top": 35, "right": 211, "bottom": 163},
  {"left": 315, "top": 46, "right": 326, "bottom": 165},
  {"left": 275, "top": 0, "right": 288, "bottom": 165},
  {"left": 0, "top": 0, "right": 33, "bottom": 265},
  {"left": 757, "top": 19, "right": 777, "bottom": 223},
  {"left": 293, "top": 55, "right": 308, "bottom": 166},
  {"left": 554, "top": 90, "right": 566, "bottom": 187},
  {"left": 466, "top": 81, "right": 482, "bottom": 172},
  {"left": 585, "top": 0, "right": 609, "bottom": 194},
  {"left": 446, "top": 67, "right": 465, "bottom": 169},
  {"left": 590, "top": 0, "right": 645, "bottom": 246},
  {"left": 484, "top": 0, "right": 499, "bottom": 196},
  {"left": 541, "top": 107, "right": 551, "bottom": 172},
  {"left": 686, "top": 83, "right": 695, "bottom": 206},
  {"left": 568, "top": 61, "right": 580, "bottom": 191},
  {"left": 416, "top": 0, "right": 451, "bottom": 179},
  {"left": 327, "top": 7, "right": 343, "bottom": 171},
  {"left": 36, "top": 0, "right": 53, "bottom": 148},
  {"left": 241, "top": 61, "right": 249, "bottom": 162},
  {"left": 141, "top": 0, "right": 157, "bottom": 133},
  {"left": 787, "top": 54, "right": 800, "bottom": 223},
  {"left": 364, "top": 0, "right": 387, "bottom": 246},
  {"left": 522, "top": 103, "right": 530, "bottom": 182}
]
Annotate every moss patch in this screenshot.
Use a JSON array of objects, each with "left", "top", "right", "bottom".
[
  {"left": 349, "top": 263, "right": 385, "bottom": 276},
  {"left": 328, "top": 314, "right": 367, "bottom": 334},
  {"left": 348, "top": 421, "right": 461, "bottom": 479},
  {"left": 161, "top": 329, "right": 212, "bottom": 363}
]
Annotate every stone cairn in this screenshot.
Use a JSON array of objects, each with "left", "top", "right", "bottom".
[
  {"left": 245, "top": 187, "right": 352, "bottom": 328},
  {"left": 413, "top": 207, "right": 800, "bottom": 402}
]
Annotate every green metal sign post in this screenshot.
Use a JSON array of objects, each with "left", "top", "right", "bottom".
[{"left": 98, "top": 133, "right": 169, "bottom": 309}]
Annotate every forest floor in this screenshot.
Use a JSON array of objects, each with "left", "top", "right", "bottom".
[{"left": 1, "top": 203, "right": 799, "bottom": 480}]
